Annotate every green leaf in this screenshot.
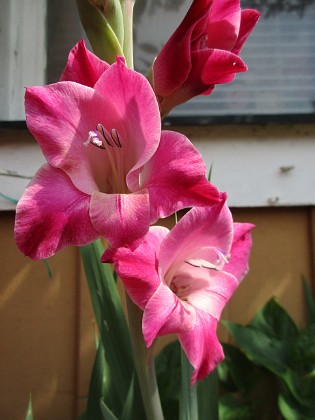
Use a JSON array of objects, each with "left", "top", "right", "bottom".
[
  {"left": 100, "top": 401, "right": 119, "bottom": 420},
  {"left": 0, "top": 191, "right": 18, "bottom": 204},
  {"left": 288, "top": 324, "right": 315, "bottom": 371},
  {"left": 278, "top": 391, "right": 315, "bottom": 420},
  {"left": 120, "top": 374, "right": 147, "bottom": 420},
  {"left": 223, "top": 321, "right": 288, "bottom": 375},
  {"left": 80, "top": 241, "right": 133, "bottom": 409},
  {"left": 155, "top": 340, "right": 181, "bottom": 420},
  {"left": 250, "top": 298, "right": 298, "bottom": 340},
  {"left": 219, "top": 395, "right": 252, "bottom": 420},
  {"left": 42, "top": 259, "right": 53, "bottom": 279},
  {"left": 281, "top": 368, "right": 315, "bottom": 409},
  {"left": 197, "top": 368, "right": 219, "bottom": 420},
  {"left": 179, "top": 347, "right": 198, "bottom": 420},
  {"left": 155, "top": 341, "right": 180, "bottom": 419},
  {"left": 219, "top": 343, "right": 256, "bottom": 395},
  {"left": 25, "top": 395, "right": 33, "bottom": 420},
  {"left": 302, "top": 276, "right": 315, "bottom": 325},
  {"left": 86, "top": 341, "right": 120, "bottom": 420}
]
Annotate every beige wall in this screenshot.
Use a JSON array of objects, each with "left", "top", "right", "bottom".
[{"left": 0, "top": 134, "right": 314, "bottom": 419}]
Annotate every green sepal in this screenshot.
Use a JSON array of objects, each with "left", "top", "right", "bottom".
[{"left": 76, "top": 0, "right": 124, "bottom": 64}]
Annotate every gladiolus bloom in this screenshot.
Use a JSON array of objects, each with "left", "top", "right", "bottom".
[
  {"left": 15, "top": 43, "right": 221, "bottom": 259},
  {"left": 103, "top": 203, "right": 254, "bottom": 384},
  {"left": 152, "top": 0, "right": 261, "bottom": 116}
]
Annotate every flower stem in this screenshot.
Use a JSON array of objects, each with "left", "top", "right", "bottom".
[
  {"left": 126, "top": 293, "right": 164, "bottom": 420},
  {"left": 120, "top": 0, "right": 135, "bottom": 68}
]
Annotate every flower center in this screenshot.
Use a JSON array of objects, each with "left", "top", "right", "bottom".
[
  {"left": 167, "top": 248, "right": 230, "bottom": 302},
  {"left": 84, "top": 124, "right": 127, "bottom": 193}
]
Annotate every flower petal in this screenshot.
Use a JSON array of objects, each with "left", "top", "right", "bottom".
[
  {"left": 94, "top": 57, "right": 161, "bottom": 174},
  {"left": 135, "top": 130, "right": 221, "bottom": 222},
  {"left": 143, "top": 282, "right": 196, "bottom": 347},
  {"left": 26, "top": 59, "right": 161, "bottom": 196},
  {"left": 224, "top": 222, "right": 254, "bottom": 280},
  {"left": 159, "top": 203, "right": 232, "bottom": 280},
  {"left": 232, "top": 9, "right": 261, "bottom": 55},
  {"left": 60, "top": 39, "right": 110, "bottom": 86},
  {"left": 25, "top": 82, "right": 110, "bottom": 194},
  {"left": 179, "top": 310, "right": 224, "bottom": 384},
  {"left": 102, "top": 226, "right": 168, "bottom": 308},
  {"left": 14, "top": 164, "right": 98, "bottom": 259},
  {"left": 206, "top": 0, "right": 241, "bottom": 51},
  {"left": 90, "top": 190, "right": 151, "bottom": 247}
]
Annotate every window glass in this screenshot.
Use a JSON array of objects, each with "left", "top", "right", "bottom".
[{"left": 134, "top": 0, "right": 315, "bottom": 122}]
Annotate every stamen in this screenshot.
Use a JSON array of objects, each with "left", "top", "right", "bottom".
[
  {"left": 110, "top": 129, "right": 123, "bottom": 148},
  {"left": 185, "top": 259, "right": 219, "bottom": 270},
  {"left": 97, "top": 124, "right": 114, "bottom": 147},
  {"left": 84, "top": 131, "right": 105, "bottom": 149}
]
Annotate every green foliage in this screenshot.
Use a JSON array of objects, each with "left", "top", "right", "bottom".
[
  {"left": 222, "top": 278, "right": 315, "bottom": 420},
  {"left": 25, "top": 395, "right": 33, "bottom": 420},
  {"left": 79, "top": 241, "right": 145, "bottom": 420}
]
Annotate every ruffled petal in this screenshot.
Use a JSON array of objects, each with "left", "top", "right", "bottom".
[
  {"left": 232, "top": 9, "right": 261, "bottom": 55},
  {"left": 90, "top": 190, "right": 151, "bottom": 247},
  {"left": 159, "top": 203, "right": 232, "bottom": 280},
  {"left": 14, "top": 164, "right": 98, "bottom": 259},
  {"left": 179, "top": 310, "right": 224, "bottom": 384},
  {"left": 143, "top": 282, "right": 196, "bottom": 347},
  {"left": 60, "top": 39, "right": 110, "bottom": 86},
  {"left": 224, "top": 222, "right": 254, "bottom": 280},
  {"left": 136, "top": 130, "right": 221, "bottom": 222},
  {"left": 102, "top": 226, "right": 168, "bottom": 308},
  {"left": 25, "top": 82, "right": 112, "bottom": 194}
]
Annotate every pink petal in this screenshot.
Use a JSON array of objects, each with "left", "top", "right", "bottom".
[
  {"left": 192, "top": 49, "right": 247, "bottom": 85},
  {"left": 179, "top": 310, "right": 224, "bottom": 384},
  {"left": 94, "top": 57, "right": 161, "bottom": 174},
  {"left": 153, "top": 0, "right": 212, "bottom": 96},
  {"left": 170, "top": 263, "right": 239, "bottom": 320},
  {"left": 14, "top": 164, "right": 98, "bottom": 259},
  {"left": 90, "top": 190, "right": 151, "bottom": 247},
  {"left": 159, "top": 203, "right": 233, "bottom": 280},
  {"left": 102, "top": 226, "right": 168, "bottom": 308},
  {"left": 224, "top": 222, "right": 254, "bottom": 280},
  {"left": 206, "top": 0, "right": 241, "bottom": 51},
  {"left": 135, "top": 130, "right": 221, "bottom": 222},
  {"left": 26, "top": 59, "right": 161, "bottom": 196},
  {"left": 143, "top": 283, "right": 196, "bottom": 347},
  {"left": 60, "top": 40, "right": 110, "bottom": 86},
  {"left": 25, "top": 82, "right": 110, "bottom": 194},
  {"left": 232, "top": 9, "right": 261, "bottom": 55}
]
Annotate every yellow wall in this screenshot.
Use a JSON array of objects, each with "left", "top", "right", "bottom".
[{"left": 0, "top": 143, "right": 314, "bottom": 419}]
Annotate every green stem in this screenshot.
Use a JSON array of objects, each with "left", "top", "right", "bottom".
[
  {"left": 179, "top": 347, "right": 198, "bottom": 420},
  {"left": 126, "top": 293, "right": 164, "bottom": 420},
  {"left": 120, "top": 0, "right": 135, "bottom": 68}
]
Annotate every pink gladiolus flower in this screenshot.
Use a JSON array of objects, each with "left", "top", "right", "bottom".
[
  {"left": 15, "top": 42, "right": 221, "bottom": 259},
  {"left": 103, "top": 202, "right": 254, "bottom": 384},
  {"left": 152, "top": 0, "right": 261, "bottom": 116}
]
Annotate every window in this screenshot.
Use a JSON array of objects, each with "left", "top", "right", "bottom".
[
  {"left": 134, "top": 0, "right": 315, "bottom": 123},
  {"left": 1, "top": 0, "right": 314, "bottom": 123}
]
